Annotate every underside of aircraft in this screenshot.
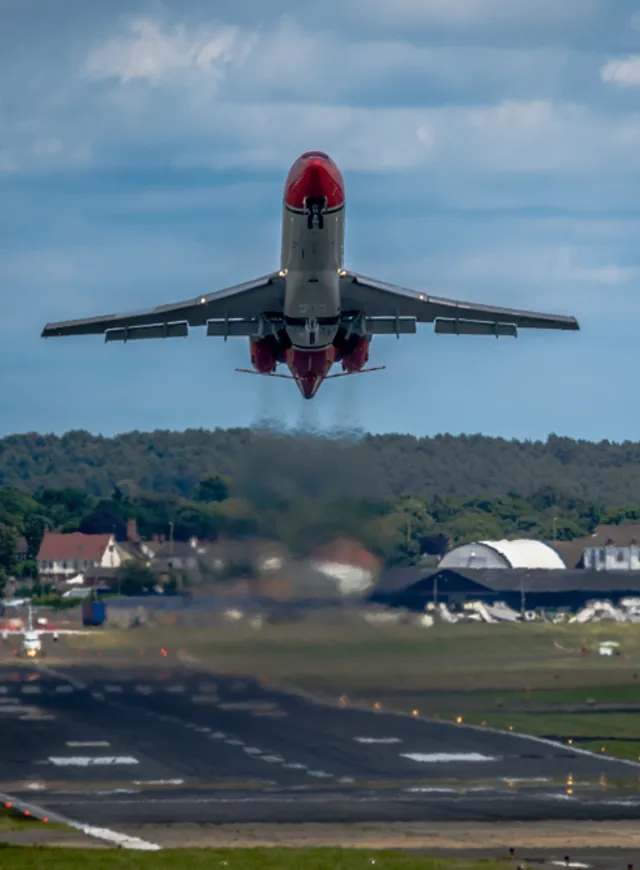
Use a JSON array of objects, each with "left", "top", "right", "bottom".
[{"left": 42, "top": 151, "right": 579, "bottom": 399}]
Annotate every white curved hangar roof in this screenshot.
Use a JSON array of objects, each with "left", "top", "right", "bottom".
[
  {"left": 438, "top": 539, "right": 566, "bottom": 570},
  {"left": 479, "top": 539, "right": 565, "bottom": 569}
]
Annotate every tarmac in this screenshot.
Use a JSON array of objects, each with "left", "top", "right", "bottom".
[{"left": 1, "top": 650, "right": 640, "bottom": 859}]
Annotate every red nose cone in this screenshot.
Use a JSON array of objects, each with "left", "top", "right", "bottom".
[
  {"left": 284, "top": 153, "right": 345, "bottom": 210},
  {"left": 287, "top": 348, "right": 336, "bottom": 399}
]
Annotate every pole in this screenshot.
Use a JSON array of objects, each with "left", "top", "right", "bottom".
[{"left": 520, "top": 574, "right": 526, "bottom": 619}]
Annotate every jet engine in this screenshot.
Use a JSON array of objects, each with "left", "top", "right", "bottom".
[
  {"left": 250, "top": 337, "right": 281, "bottom": 373},
  {"left": 338, "top": 335, "right": 371, "bottom": 373}
]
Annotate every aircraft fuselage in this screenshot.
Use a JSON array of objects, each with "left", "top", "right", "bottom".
[{"left": 277, "top": 151, "right": 348, "bottom": 398}]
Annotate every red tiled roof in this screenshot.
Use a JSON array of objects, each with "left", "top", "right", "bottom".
[
  {"left": 38, "top": 532, "right": 112, "bottom": 562},
  {"left": 312, "top": 538, "right": 381, "bottom": 573}
]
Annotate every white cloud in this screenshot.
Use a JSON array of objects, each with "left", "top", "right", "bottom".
[
  {"left": 84, "top": 17, "right": 256, "bottom": 86},
  {"left": 343, "top": 0, "right": 598, "bottom": 28},
  {"left": 601, "top": 55, "right": 640, "bottom": 86}
]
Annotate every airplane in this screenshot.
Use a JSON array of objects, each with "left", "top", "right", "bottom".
[
  {"left": 41, "top": 151, "right": 580, "bottom": 399},
  {"left": 1, "top": 605, "right": 91, "bottom": 658}
]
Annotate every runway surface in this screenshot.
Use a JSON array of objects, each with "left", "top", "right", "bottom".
[{"left": 1, "top": 656, "right": 640, "bottom": 852}]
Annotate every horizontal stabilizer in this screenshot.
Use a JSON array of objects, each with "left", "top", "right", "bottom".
[
  {"left": 435, "top": 319, "right": 517, "bottom": 338},
  {"left": 105, "top": 322, "right": 188, "bottom": 342}
]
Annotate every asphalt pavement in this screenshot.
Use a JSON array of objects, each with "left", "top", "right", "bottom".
[{"left": 1, "top": 654, "right": 640, "bottom": 855}]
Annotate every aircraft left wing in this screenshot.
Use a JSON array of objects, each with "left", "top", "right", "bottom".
[
  {"left": 340, "top": 272, "right": 579, "bottom": 333},
  {"left": 42, "top": 273, "right": 286, "bottom": 339}
]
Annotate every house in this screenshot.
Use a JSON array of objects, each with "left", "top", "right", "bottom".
[
  {"left": 14, "top": 537, "right": 28, "bottom": 563},
  {"left": 550, "top": 524, "right": 640, "bottom": 571},
  {"left": 37, "top": 532, "right": 129, "bottom": 585},
  {"left": 310, "top": 538, "right": 382, "bottom": 596}
]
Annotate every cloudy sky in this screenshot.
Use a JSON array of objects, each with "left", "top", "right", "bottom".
[{"left": 2, "top": 0, "right": 640, "bottom": 442}]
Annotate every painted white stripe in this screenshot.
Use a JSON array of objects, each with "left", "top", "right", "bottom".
[
  {"left": 0, "top": 686, "right": 8, "bottom": 694},
  {"left": 307, "top": 770, "right": 333, "bottom": 778},
  {"left": 48, "top": 756, "right": 139, "bottom": 767},
  {"left": 135, "top": 685, "right": 154, "bottom": 695},
  {"left": 551, "top": 863, "right": 590, "bottom": 868},
  {"left": 405, "top": 787, "right": 457, "bottom": 794},
  {"left": 261, "top": 755, "right": 283, "bottom": 763},
  {"left": 191, "top": 695, "right": 219, "bottom": 703},
  {"left": 66, "top": 741, "right": 110, "bottom": 747},
  {"left": 104, "top": 685, "right": 123, "bottom": 693},
  {"left": 92, "top": 692, "right": 105, "bottom": 701},
  {"left": 0, "top": 698, "right": 20, "bottom": 704},
  {"left": 283, "top": 763, "right": 307, "bottom": 770},
  {"left": 21, "top": 686, "right": 41, "bottom": 694},
  {"left": 500, "top": 777, "right": 551, "bottom": 783},
  {"left": 0, "top": 705, "right": 38, "bottom": 714},
  {"left": 194, "top": 726, "right": 211, "bottom": 733},
  {"left": 354, "top": 737, "right": 401, "bottom": 744},
  {"left": 210, "top": 732, "right": 226, "bottom": 739},
  {"left": 165, "top": 685, "right": 186, "bottom": 693},
  {"left": 243, "top": 747, "right": 262, "bottom": 755},
  {"left": 401, "top": 752, "right": 498, "bottom": 763},
  {"left": 0, "top": 790, "right": 161, "bottom": 851},
  {"left": 225, "top": 739, "right": 244, "bottom": 746}
]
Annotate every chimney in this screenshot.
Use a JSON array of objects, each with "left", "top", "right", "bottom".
[{"left": 127, "top": 518, "right": 140, "bottom": 543}]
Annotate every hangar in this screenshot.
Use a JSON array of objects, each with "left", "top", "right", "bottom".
[{"left": 438, "top": 539, "right": 566, "bottom": 570}]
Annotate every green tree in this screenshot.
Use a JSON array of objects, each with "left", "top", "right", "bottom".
[
  {"left": 114, "top": 563, "right": 157, "bottom": 596},
  {"left": 195, "top": 475, "right": 229, "bottom": 503}
]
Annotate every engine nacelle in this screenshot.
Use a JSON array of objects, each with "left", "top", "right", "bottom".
[
  {"left": 339, "top": 335, "right": 370, "bottom": 373},
  {"left": 250, "top": 337, "right": 279, "bottom": 374}
]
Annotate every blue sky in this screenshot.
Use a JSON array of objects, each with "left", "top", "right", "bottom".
[{"left": 2, "top": 0, "right": 640, "bottom": 442}]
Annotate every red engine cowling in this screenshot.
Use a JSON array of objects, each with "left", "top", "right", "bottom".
[
  {"left": 340, "top": 336, "right": 370, "bottom": 373},
  {"left": 250, "top": 338, "right": 278, "bottom": 374}
]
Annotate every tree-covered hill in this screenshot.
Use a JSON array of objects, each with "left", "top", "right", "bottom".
[{"left": 1, "top": 428, "right": 640, "bottom": 504}]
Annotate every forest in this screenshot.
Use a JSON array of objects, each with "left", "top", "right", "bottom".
[{"left": 0, "top": 425, "right": 638, "bottom": 582}]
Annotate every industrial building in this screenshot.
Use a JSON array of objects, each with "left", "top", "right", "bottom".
[{"left": 371, "top": 567, "right": 640, "bottom": 614}]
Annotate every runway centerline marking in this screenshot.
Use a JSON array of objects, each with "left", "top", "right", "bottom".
[
  {"left": 48, "top": 756, "right": 139, "bottom": 766},
  {"left": 66, "top": 741, "right": 110, "bottom": 748},
  {"left": 401, "top": 752, "right": 498, "bottom": 763},
  {"left": 354, "top": 737, "right": 402, "bottom": 744}
]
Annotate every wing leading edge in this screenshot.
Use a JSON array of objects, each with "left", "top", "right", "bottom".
[
  {"left": 340, "top": 272, "right": 579, "bottom": 332},
  {"left": 41, "top": 273, "right": 285, "bottom": 339}
]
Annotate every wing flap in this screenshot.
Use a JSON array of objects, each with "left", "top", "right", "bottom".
[
  {"left": 341, "top": 272, "right": 580, "bottom": 332},
  {"left": 42, "top": 273, "right": 285, "bottom": 339}
]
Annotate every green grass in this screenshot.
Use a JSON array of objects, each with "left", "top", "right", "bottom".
[
  {"left": 0, "top": 849, "right": 508, "bottom": 870},
  {"left": 0, "top": 807, "right": 66, "bottom": 833}
]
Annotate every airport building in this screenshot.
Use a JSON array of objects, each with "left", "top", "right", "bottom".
[
  {"left": 437, "top": 539, "right": 566, "bottom": 571},
  {"left": 371, "top": 567, "right": 640, "bottom": 614}
]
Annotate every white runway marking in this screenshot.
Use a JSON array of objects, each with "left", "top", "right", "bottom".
[
  {"left": 195, "top": 726, "right": 211, "bottom": 733},
  {"left": 243, "top": 747, "right": 262, "bottom": 755},
  {"left": 92, "top": 692, "right": 105, "bottom": 701},
  {"left": 104, "top": 685, "right": 123, "bottom": 693},
  {"left": 0, "top": 705, "right": 38, "bottom": 714},
  {"left": 0, "top": 686, "right": 8, "bottom": 693},
  {"left": 210, "top": 732, "right": 226, "bottom": 739},
  {"left": 261, "top": 755, "right": 284, "bottom": 763},
  {"left": 354, "top": 737, "right": 401, "bottom": 744},
  {"left": 66, "top": 741, "right": 110, "bottom": 748},
  {"left": 49, "top": 756, "right": 139, "bottom": 767},
  {"left": 191, "top": 695, "right": 219, "bottom": 704},
  {"left": 165, "top": 685, "right": 186, "bottom": 693},
  {"left": 283, "top": 763, "right": 307, "bottom": 770},
  {"left": 21, "top": 686, "right": 41, "bottom": 694},
  {"left": 339, "top": 776, "right": 355, "bottom": 783},
  {"left": 551, "top": 863, "right": 591, "bottom": 868},
  {"left": 0, "top": 697, "right": 20, "bottom": 704},
  {"left": 135, "top": 685, "right": 154, "bottom": 695},
  {"left": 251, "top": 710, "right": 287, "bottom": 718},
  {"left": 36, "top": 665, "right": 87, "bottom": 690},
  {"left": 307, "top": 770, "right": 333, "bottom": 778},
  {"left": 405, "top": 787, "right": 457, "bottom": 794},
  {"left": 401, "top": 752, "right": 498, "bottom": 763},
  {"left": 0, "top": 789, "right": 161, "bottom": 851},
  {"left": 225, "top": 739, "right": 244, "bottom": 746}
]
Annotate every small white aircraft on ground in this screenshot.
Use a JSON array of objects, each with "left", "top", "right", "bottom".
[{"left": 1, "top": 605, "right": 91, "bottom": 657}]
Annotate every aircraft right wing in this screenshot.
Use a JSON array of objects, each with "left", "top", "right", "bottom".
[
  {"left": 340, "top": 271, "right": 580, "bottom": 335},
  {"left": 42, "top": 273, "right": 286, "bottom": 340}
]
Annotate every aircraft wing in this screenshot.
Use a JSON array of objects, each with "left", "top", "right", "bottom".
[
  {"left": 42, "top": 273, "right": 286, "bottom": 339},
  {"left": 340, "top": 272, "right": 580, "bottom": 333}
]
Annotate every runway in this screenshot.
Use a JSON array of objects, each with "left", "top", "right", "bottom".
[{"left": 1, "top": 657, "right": 640, "bottom": 851}]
